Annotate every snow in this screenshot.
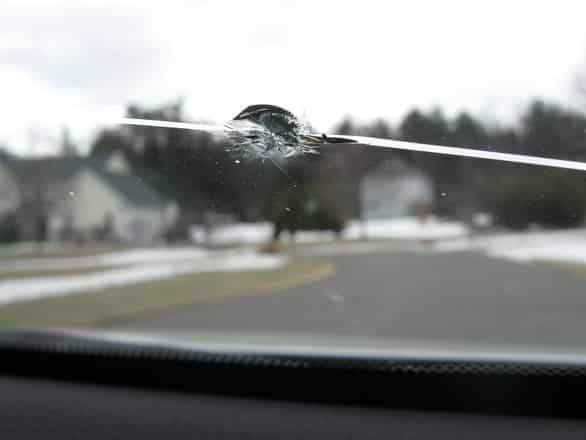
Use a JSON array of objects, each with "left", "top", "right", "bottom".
[
  {"left": 434, "top": 228, "right": 586, "bottom": 265},
  {"left": 288, "top": 230, "right": 339, "bottom": 243},
  {"left": 190, "top": 223, "right": 272, "bottom": 246},
  {"left": 190, "top": 217, "right": 469, "bottom": 247},
  {"left": 0, "top": 247, "right": 209, "bottom": 272},
  {"left": 295, "top": 222, "right": 586, "bottom": 263},
  {"left": 486, "top": 232, "right": 586, "bottom": 264},
  {"left": 343, "top": 217, "right": 468, "bottom": 241},
  {"left": 0, "top": 252, "right": 286, "bottom": 306},
  {"left": 491, "top": 243, "right": 586, "bottom": 264}
]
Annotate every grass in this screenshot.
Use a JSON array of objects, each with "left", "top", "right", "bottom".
[
  {"left": 536, "top": 260, "right": 586, "bottom": 278},
  {"left": 0, "top": 257, "right": 334, "bottom": 329}
]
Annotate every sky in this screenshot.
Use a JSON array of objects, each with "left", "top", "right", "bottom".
[{"left": 1, "top": 0, "right": 586, "bottom": 155}]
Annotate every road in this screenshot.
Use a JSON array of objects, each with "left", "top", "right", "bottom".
[{"left": 117, "top": 251, "right": 586, "bottom": 347}]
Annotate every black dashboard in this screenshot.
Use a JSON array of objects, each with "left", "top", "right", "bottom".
[{"left": 1, "top": 330, "right": 586, "bottom": 439}]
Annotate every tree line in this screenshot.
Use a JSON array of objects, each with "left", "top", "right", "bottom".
[
  {"left": 87, "top": 98, "right": 586, "bottom": 233},
  {"left": 334, "top": 100, "right": 586, "bottom": 227}
]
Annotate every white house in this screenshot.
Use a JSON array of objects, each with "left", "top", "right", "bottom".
[
  {"left": 0, "top": 152, "right": 179, "bottom": 243},
  {"left": 361, "top": 159, "right": 434, "bottom": 220}
]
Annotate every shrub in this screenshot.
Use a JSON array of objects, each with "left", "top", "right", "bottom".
[
  {"left": 271, "top": 185, "right": 346, "bottom": 239},
  {"left": 485, "top": 171, "right": 586, "bottom": 230},
  {"left": 0, "top": 214, "right": 20, "bottom": 243}
]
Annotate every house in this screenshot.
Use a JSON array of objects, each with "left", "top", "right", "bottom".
[
  {"left": 360, "top": 159, "right": 434, "bottom": 220},
  {"left": 0, "top": 152, "right": 179, "bottom": 243}
]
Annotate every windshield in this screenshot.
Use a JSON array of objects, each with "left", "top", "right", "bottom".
[{"left": 2, "top": 1, "right": 586, "bottom": 352}]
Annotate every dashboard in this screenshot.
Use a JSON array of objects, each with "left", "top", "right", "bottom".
[{"left": 1, "top": 330, "right": 586, "bottom": 439}]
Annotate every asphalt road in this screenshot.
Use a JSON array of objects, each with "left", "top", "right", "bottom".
[{"left": 117, "top": 251, "right": 586, "bottom": 347}]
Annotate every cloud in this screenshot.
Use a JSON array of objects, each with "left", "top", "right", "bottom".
[
  {"left": 1, "top": 3, "right": 169, "bottom": 101},
  {"left": 1, "top": 0, "right": 586, "bottom": 155},
  {"left": 0, "top": 2, "right": 172, "bottom": 153}
]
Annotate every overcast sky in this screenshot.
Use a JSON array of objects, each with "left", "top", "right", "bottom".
[{"left": 1, "top": 0, "right": 586, "bottom": 155}]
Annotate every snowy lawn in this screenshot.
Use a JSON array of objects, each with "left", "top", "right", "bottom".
[
  {"left": 434, "top": 228, "right": 586, "bottom": 266},
  {"left": 488, "top": 233, "right": 586, "bottom": 265},
  {"left": 0, "top": 247, "right": 209, "bottom": 272},
  {"left": 190, "top": 217, "right": 469, "bottom": 247},
  {"left": 343, "top": 217, "right": 468, "bottom": 241},
  {"left": 190, "top": 223, "right": 273, "bottom": 246},
  {"left": 0, "top": 252, "right": 286, "bottom": 306},
  {"left": 0, "top": 257, "right": 332, "bottom": 328}
]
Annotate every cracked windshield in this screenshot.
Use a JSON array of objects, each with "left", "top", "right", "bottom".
[{"left": 2, "top": 0, "right": 586, "bottom": 350}]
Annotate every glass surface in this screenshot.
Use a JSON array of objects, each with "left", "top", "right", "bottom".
[{"left": 1, "top": 1, "right": 586, "bottom": 352}]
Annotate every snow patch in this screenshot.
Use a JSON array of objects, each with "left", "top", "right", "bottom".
[
  {"left": 343, "top": 217, "right": 468, "bottom": 241},
  {"left": 190, "top": 217, "right": 469, "bottom": 247},
  {"left": 0, "top": 247, "right": 209, "bottom": 272},
  {"left": 190, "top": 223, "right": 273, "bottom": 246},
  {"left": 488, "top": 236, "right": 586, "bottom": 265},
  {"left": 0, "top": 252, "right": 286, "bottom": 306},
  {"left": 435, "top": 228, "right": 586, "bottom": 265}
]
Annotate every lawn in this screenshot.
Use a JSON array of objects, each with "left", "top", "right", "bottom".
[
  {"left": 537, "top": 260, "right": 586, "bottom": 279},
  {"left": 0, "top": 257, "right": 334, "bottom": 328}
]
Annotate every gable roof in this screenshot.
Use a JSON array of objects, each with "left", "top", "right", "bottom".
[
  {"left": 94, "top": 169, "right": 167, "bottom": 208},
  {"left": 8, "top": 156, "right": 86, "bottom": 184},
  {"left": 6, "top": 155, "right": 171, "bottom": 209}
]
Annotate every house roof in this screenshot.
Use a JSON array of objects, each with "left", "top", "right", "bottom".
[
  {"left": 6, "top": 155, "right": 171, "bottom": 208},
  {"left": 94, "top": 169, "right": 167, "bottom": 208},
  {"left": 8, "top": 156, "right": 86, "bottom": 184}
]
